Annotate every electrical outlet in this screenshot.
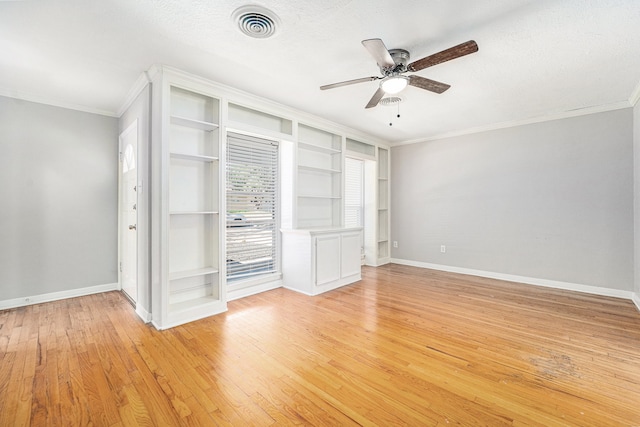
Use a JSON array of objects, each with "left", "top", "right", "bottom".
[
  {"left": 440, "top": 245, "right": 446, "bottom": 253},
  {"left": 393, "top": 241, "right": 398, "bottom": 248}
]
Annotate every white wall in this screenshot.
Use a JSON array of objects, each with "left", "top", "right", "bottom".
[
  {"left": 0, "top": 96, "right": 119, "bottom": 301},
  {"left": 390, "top": 108, "right": 634, "bottom": 292}
]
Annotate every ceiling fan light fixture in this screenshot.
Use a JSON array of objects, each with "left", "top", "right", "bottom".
[{"left": 380, "top": 75, "right": 409, "bottom": 94}]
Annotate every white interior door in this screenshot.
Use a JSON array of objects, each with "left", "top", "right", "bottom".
[{"left": 120, "top": 121, "right": 138, "bottom": 303}]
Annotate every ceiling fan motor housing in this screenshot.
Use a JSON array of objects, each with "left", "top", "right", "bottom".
[{"left": 381, "top": 49, "right": 410, "bottom": 75}]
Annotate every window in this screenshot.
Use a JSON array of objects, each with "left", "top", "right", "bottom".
[
  {"left": 226, "top": 133, "right": 279, "bottom": 282},
  {"left": 345, "top": 157, "right": 364, "bottom": 228}
]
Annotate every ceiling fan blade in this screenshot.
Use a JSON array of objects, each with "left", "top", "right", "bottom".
[
  {"left": 362, "top": 38, "right": 395, "bottom": 68},
  {"left": 365, "top": 87, "right": 386, "bottom": 109},
  {"left": 408, "top": 75, "right": 451, "bottom": 94},
  {"left": 407, "top": 40, "right": 478, "bottom": 72},
  {"left": 320, "top": 76, "right": 380, "bottom": 90}
]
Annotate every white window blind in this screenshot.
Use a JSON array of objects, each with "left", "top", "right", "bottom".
[
  {"left": 344, "top": 157, "right": 364, "bottom": 228},
  {"left": 226, "top": 133, "right": 279, "bottom": 282}
]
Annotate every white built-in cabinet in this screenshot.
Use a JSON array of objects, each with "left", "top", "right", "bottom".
[
  {"left": 128, "top": 66, "right": 389, "bottom": 327},
  {"left": 281, "top": 228, "right": 362, "bottom": 295},
  {"left": 281, "top": 123, "right": 363, "bottom": 294},
  {"left": 150, "top": 71, "right": 226, "bottom": 329}
]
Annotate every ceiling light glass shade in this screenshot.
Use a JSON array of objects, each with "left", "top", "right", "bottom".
[{"left": 381, "top": 75, "right": 409, "bottom": 94}]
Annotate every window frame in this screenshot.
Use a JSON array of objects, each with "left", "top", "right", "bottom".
[{"left": 225, "top": 131, "right": 281, "bottom": 285}]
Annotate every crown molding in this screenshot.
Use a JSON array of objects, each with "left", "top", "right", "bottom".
[
  {"left": 629, "top": 78, "right": 640, "bottom": 107},
  {"left": 149, "top": 65, "right": 390, "bottom": 148},
  {"left": 392, "top": 100, "right": 632, "bottom": 147},
  {"left": 116, "top": 71, "right": 153, "bottom": 117},
  {"left": 0, "top": 87, "right": 118, "bottom": 117}
]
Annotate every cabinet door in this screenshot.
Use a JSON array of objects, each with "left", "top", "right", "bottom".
[
  {"left": 315, "top": 235, "right": 341, "bottom": 286},
  {"left": 341, "top": 231, "right": 362, "bottom": 278}
]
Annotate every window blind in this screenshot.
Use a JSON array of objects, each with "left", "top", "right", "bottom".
[
  {"left": 226, "top": 133, "right": 279, "bottom": 281},
  {"left": 344, "top": 157, "right": 364, "bottom": 228}
]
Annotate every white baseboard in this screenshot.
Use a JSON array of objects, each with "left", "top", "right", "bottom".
[
  {"left": 135, "top": 305, "right": 152, "bottom": 323},
  {"left": 227, "top": 279, "right": 283, "bottom": 301},
  {"left": 390, "top": 258, "right": 634, "bottom": 300},
  {"left": 0, "top": 282, "right": 120, "bottom": 311},
  {"left": 632, "top": 293, "right": 640, "bottom": 312},
  {"left": 366, "top": 257, "right": 391, "bottom": 267}
]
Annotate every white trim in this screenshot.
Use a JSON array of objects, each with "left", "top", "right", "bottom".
[
  {"left": 632, "top": 293, "right": 640, "bottom": 312},
  {"left": 153, "top": 65, "right": 390, "bottom": 148},
  {"left": 369, "top": 257, "right": 391, "bottom": 267},
  {"left": 118, "top": 119, "right": 139, "bottom": 309},
  {"left": 390, "top": 258, "right": 634, "bottom": 300},
  {"left": 629, "top": 79, "right": 640, "bottom": 107},
  {"left": 116, "top": 72, "right": 152, "bottom": 117},
  {"left": 392, "top": 101, "right": 632, "bottom": 147},
  {"left": 151, "top": 299, "right": 227, "bottom": 330},
  {"left": 0, "top": 283, "right": 119, "bottom": 310},
  {"left": 283, "top": 273, "right": 361, "bottom": 297},
  {"left": 227, "top": 279, "right": 283, "bottom": 301},
  {"left": 135, "top": 304, "right": 152, "bottom": 323},
  {"left": 0, "top": 88, "right": 118, "bottom": 117}
]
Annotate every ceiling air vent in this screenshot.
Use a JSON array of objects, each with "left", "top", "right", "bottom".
[{"left": 232, "top": 5, "right": 280, "bottom": 39}]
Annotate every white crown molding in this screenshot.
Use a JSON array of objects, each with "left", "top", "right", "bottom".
[
  {"left": 0, "top": 282, "right": 119, "bottom": 311},
  {"left": 150, "top": 65, "right": 390, "bottom": 148},
  {"left": 116, "top": 71, "right": 153, "bottom": 117},
  {"left": 0, "top": 88, "right": 118, "bottom": 117},
  {"left": 629, "top": 78, "right": 640, "bottom": 107},
  {"left": 390, "top": 258, "right": 634, "bottom": 301},
  {"left": 392, "top": 100, "right": 632, "bottom": 147}
]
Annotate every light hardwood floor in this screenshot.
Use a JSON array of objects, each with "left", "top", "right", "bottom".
[{"left": 1, "top": 264, "right": 640, "bottom": 426}]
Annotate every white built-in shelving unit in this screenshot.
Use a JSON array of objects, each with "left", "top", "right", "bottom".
[
  {"left": 295, "top": 124, "right": 344, "bottom": 229},
  {"left": 376, "top": 147, "right": 391, "bottom": 264},
  {"left": 127, "top": 65, "right": 390, "bottom": 327},
  {"left": 151, "top": 73, "right": 226, "bottom": 329},
  {"left": 282, "top": 123, "right": 366, "bottom": 295}
]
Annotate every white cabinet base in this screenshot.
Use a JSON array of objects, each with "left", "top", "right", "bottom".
[
  {"left": 154, "top": 298, "right": 226, "bottom": 330},
  {"left": 281, "top": 227, "right": 362, "bottom": 296}
]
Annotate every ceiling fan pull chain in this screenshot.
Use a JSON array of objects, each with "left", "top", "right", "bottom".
[{"left": 389, "top": 101, "right": 402, "bottom": 126}]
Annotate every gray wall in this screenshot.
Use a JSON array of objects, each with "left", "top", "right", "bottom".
[
  {"left": 391, "top": 108, "right": 634, "bottom": 291},
  {"left": 0, "top": 96, "right": 119, "bottom": 300}
]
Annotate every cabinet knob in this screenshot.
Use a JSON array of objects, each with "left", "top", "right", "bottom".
[{"left": 129, "top": 224, "right": 137, "bottom": 230}]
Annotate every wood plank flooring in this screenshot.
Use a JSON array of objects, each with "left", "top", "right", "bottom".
[{"left": 1, "top": 264, "right": 640, "bottom": 426}]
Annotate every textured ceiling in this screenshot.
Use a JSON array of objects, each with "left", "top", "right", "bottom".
[{"left": 1, "top": 0, "right": 639, "bottom": 144}]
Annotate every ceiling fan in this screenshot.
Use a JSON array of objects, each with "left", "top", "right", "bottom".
[{"left": 320, "top": 38, "right": 478, "bottom": 108}]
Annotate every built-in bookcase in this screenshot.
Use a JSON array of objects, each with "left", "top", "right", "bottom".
[
  {"left": 152, "top": 77, "right": 226, "bottom": 329},
  {"left": 377, "top": 147, "right": 390, "bottom": 262},
  {"left": 296, "top": 124, "right": 344, "bottom": 228}
]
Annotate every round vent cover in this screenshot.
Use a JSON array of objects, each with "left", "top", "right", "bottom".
[
  {"left": 379, "top": 96, "right": 403, "bottom": 106},
  {"left": 232, "top": 5, "right": 280, "bottom": 39}
]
